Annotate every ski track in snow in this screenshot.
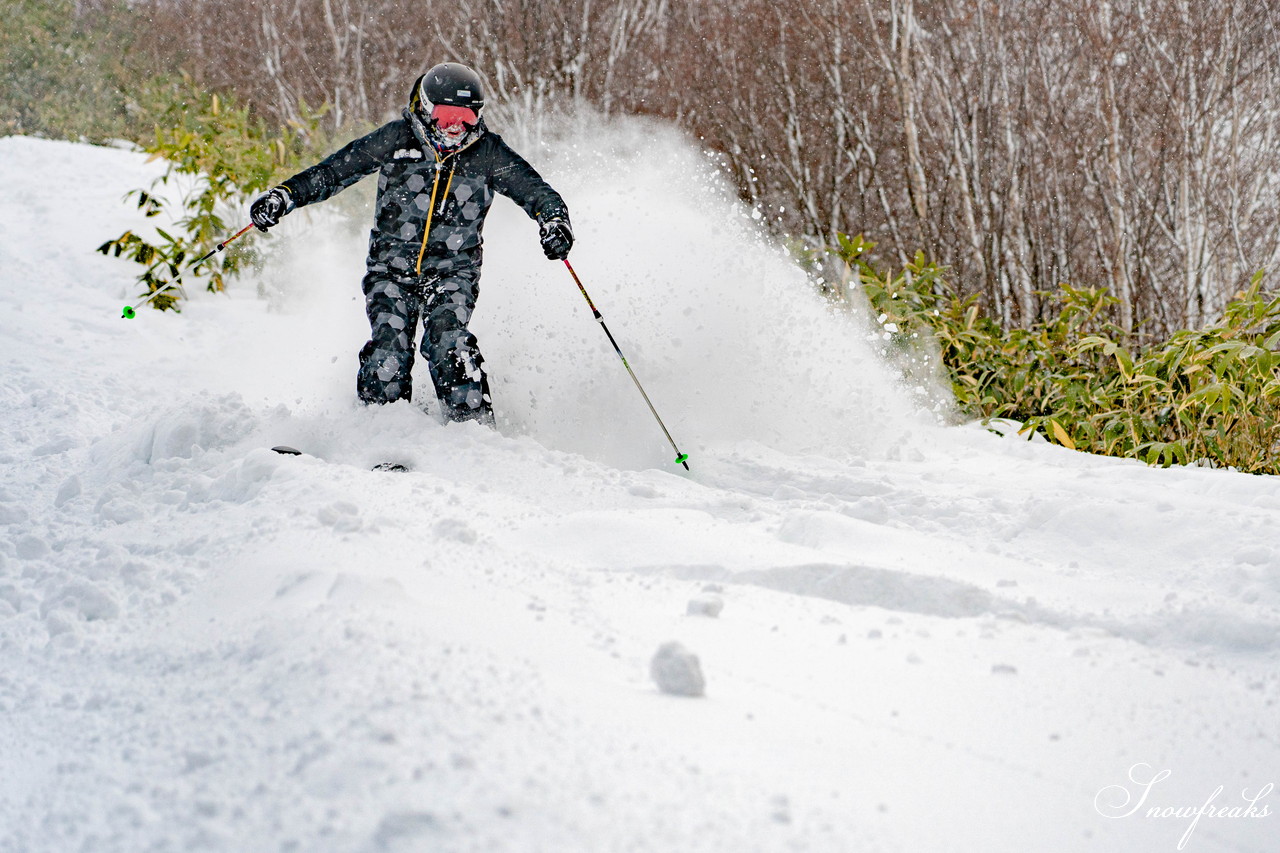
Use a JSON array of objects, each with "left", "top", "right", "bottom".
[{"left": 1, "top": 128, "right": 1279, "bottom": 852}]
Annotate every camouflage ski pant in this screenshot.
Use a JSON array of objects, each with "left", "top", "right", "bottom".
[{"left": 356, "top": 247, "right": 492, "bottom": 422}]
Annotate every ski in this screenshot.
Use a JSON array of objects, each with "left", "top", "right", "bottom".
[{"left": 271, "top": 446, "right": 409, "bottom": 472}]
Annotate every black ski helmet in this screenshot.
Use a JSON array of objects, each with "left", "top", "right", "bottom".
[{"left": 409, "top": 62, "right": 485, "bottom": 119}]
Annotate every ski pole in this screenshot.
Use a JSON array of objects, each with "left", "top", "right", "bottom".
[
  {"left": 562, "top": 258, "right": 690, "bottom": 471},
  {"left": 122, "top": 223, "right": 255, "bottom": 318}
]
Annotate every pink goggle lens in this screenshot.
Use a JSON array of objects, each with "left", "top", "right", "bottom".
[{"left": 431, "top": 105, "right": 478, "bottom": 128}]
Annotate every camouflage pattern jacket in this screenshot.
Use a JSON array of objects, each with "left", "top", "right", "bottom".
[{"left": 280, "top": 109, "right": 568, "bottom": 278}]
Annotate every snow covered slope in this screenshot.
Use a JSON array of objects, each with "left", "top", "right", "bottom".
[{"left": 1, "top": 129, "right": 1277, "bottom": 853}]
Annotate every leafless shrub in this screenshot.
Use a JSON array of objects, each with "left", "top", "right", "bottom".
[{"left": 129, "top": 0, "right": 1280, "bottom": 335}]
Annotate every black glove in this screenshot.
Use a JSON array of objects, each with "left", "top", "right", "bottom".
[
  {"left": 250, "top": 187, "right": 292, "bottom": 232},
  {"left": 539, "top": 218, "right": 573, "bottom": 260}
]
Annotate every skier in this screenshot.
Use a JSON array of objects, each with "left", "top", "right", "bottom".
[{"left": 249, "top": 62, "right": 573, "bottom": 425}]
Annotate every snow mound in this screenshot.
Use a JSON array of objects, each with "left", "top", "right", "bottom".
[{"left": 650, "top": 641, "right": 707, "bottom": 697}]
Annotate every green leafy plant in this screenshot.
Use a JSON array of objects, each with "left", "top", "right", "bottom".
[
  {"left": 98, "top": 78, "right": 329, "bottom": 311},
  {"left": 832, "top": 234, "right": 1280, "bottom": 474},
  {"left": 97, "top": 191, "right": 189, "bottom": 311}
]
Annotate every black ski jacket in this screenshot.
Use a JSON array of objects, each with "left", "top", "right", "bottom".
[{"left": 280, "top": 110, "right": 568, "bottom": 276}]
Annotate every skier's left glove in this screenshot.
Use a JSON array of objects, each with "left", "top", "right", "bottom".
[
  {"left": 539, "top": 219, "right": 573, "bottom": 260},
  {"left": 250, "top": 186, "right": 293, "bottom": 232}
]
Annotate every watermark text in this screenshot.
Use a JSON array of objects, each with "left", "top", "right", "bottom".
[{"left": 1094, "top": 763, "right": 1273, "bottom": 850}]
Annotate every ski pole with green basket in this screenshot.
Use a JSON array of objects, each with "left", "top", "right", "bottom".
[{"left": 562, "top": 259, "right": 690, "bottom": 471}]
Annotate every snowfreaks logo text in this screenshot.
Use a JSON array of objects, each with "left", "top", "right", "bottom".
[{"left": 1094, "top": 763, "right": 1274, "bottom": 850}]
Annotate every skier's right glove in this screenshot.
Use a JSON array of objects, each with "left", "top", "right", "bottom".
[
  {"left": 250, "top": 187, "right": 293, "bottom": 232},
  {"left": 539, "top": 218, "right": 574, "bottom": 260}
]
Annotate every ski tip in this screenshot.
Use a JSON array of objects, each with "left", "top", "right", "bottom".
[{"left": 271, "top": 445, "right": 303, "bottom": 456}]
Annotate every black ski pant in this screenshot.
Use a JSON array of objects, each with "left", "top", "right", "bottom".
[{"left": 356, "top": 257, "right": 492, "bottom": 422}]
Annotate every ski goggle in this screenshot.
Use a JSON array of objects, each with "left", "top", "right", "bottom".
[{"left": 431, "top": 104, "right": 478, "bottom": 128}]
